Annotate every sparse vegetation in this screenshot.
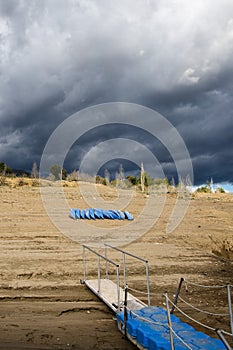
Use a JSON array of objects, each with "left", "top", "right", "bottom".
[
  {"left": 126, "top": 175, "right": 137, "bottom": 186},
  {"left": 67, "top": 170, "right": 78, "bottom": 182},
  {"left": 215, "top": 187, "right": 225, "bottom": 193},
  {"left": 195, "top": 185, "right": 212, "bottom": 193},
  {"left": 17, "top": 177, "right": 28, "bottom": 186},
  {"left": 96, "top": 175, "right": 107, "bottom": 185},
  {"left": 0, "top": 162, "right": 12, "bottom": 175},
  {"left": 31, "top": 179, "right": 39, "bottom": 187},
  {"left": 0, "top": 176, "right": 7, "bottom": 186},
  {"left": 0, "top": 161, "right": 230, "bottom": 197}
]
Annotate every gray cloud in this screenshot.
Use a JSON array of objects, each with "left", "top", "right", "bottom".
[{"left": 0, "top": 0, "right": 233, "bottom": 183}]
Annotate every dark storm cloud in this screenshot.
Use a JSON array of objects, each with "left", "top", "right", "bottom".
[{"left": 0, "top": 0, "right": 233, "bottom": 184}]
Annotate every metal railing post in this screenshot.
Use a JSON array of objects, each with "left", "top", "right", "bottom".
[
  {"left": 116, "top": 265, "right": 120, "bottom": 311},
  {"left": 216, "top": 329, "right": 232, "bottom": 350},
  {"left": 83, "top": 246, "right": 86, "bottom": 281},
  {"left": 171, "top": 277, "right": 184, "bottom": 314},
  {"left": 105, "top": 245, "right": 109, "bottom": 279},
  {"left": 122, "top": 253, "right": 126, "bottom": 288},
  {"left": 98, "top": 256, "right": 101, "bottom": 293},
  {"left": 104, "top": 243, "right": 150, "bottom": 300},
  {"left": 82, "top": 245, "right": 120, "bottom": 302},
  {"left": 164, "top": 293, "right": 174, "bottom": 350},
  {"left": 227, "top": 284, "right": 233, "bottom": 345},
  {"left": 146, "top": 261, "right": 150, "bottom": 306},
  {"left": 124, "top": 285, "right": 128, "bottom": 338}
]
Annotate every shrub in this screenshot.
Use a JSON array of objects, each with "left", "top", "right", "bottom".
[
  {"left": 126, "top": 175, "right": 137, "bottom": 186},
  {"left": 215, "top": 187, "right": 225, "bottom": 193},
  {"left": 195, "top": 186, "right": 211, "bottom": 193},
  {"left": 0, "top": 176, "right": 7, "bottom": 186},
  {"left": 67, "top": 171, "right": 78, "bottom": 182},
  {"left": 31, "top": 179, "right": 39, "bottom": 187},
  {"left": 96, "top": 175, "right": 107, "bottom": 185},
  {"left": 17, "top": 178, "right": 28, "bottom": 186}
]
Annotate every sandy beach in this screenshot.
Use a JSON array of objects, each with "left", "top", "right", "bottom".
[{"left": 0, "top": 184, "right": 232, "bottom": 349}]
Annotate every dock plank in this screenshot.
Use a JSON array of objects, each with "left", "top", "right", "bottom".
[{"left": 85, "top": 279, "right": 146, "bottom": 312}]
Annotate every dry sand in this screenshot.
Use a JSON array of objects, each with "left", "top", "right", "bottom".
[{"left": 0, "top": 183, "right": 233, "bottom": 349}]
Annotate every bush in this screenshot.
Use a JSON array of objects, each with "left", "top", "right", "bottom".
[
  {"left": 215, "top": 187, "right": 225, "bottom": 193},
  {"left": 31, "top": 179, "right": 39, "bottom": 187},
  {"left": 67, "top": 171, "right": 78, "bottom": 182},
  {"left": 96, "top": 175, "right": 107, "bottom": 185},
  {"left": 50, "top": 164, "right": 67, "bottom": 180},
  {"left": 0, "top": 176, "right": 7, "bottom": 186},
  {"left": 17, "top": 178, "right": 28, "bottom": 186},
  {"left": 195, "top": 186, "right": 211, "bottom": 193},
  {"left": 126, "top": 175, "right": 137, "bottom": 186}
]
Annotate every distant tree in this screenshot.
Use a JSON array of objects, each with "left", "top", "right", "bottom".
[
  {"left": 171, "top": 177, "right": 176, "bottom": 188},
  {"left": 96, "top": 175, "right": 106, "bottom": 185},
  {"left": 50, "top": 164, "right": 62, "bottom": 180},
  {"left": 118, "top": 164, "right": 125, "bottom": 181},
  {"left": 126, "top": 175, "right": 137, "bottom": 186},
  {"left": 104, "top": 169, "right": 110, "bottom": 186},
  {"left": 0, "top": 162, "right": 12, "bottom": 175},
  {"left": 67, "top": 170, "right": 78, "bottom": 181},
  {"left": 31, "top": 162, "right": 38, "bottom": 178},
  {"left": 155, "top": 178, "right": 169, "bottom": 187},
  {"left": 195, "top": 185, "right": 211, "bottom": 193},
  {"left": 0, "top": 162, "right": 4, "bottom": 173},
  {"left": 0, "top": 162, "right": 5, "bottom": 175},
  {"left": 140, "top": 162, "right": 145, "bottom": 192},
  {"left": 115, "top": 170, "right": 120, "bottom": 186},
  {"left": 215, "top": 187, "right": 225, "bottom": 193},
  {"left": 49, "top": 165, "right": 67, "bottom": 180},
  {"left": 62, "top": 168, "right": 67, "bottom": 180},
  {"left": 144, "top": 173, "right": 148, "bottom": 189}
]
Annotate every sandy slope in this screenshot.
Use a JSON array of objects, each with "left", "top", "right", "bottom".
[{"left": 0, "top": 184, "right": 232, "bottom": 349}]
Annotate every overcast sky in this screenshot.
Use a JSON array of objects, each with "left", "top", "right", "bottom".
[{"left": 0, "top": 0, "right": 233, "bottom": 184}]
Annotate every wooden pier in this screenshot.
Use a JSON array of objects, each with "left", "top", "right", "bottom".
[{"left": 82, "top": 244, "right": 230, "bottom": 350}]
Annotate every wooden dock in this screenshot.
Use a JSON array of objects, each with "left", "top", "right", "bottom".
[
  {"left": 82, "top": 244, "right": 230, "bottom": 350},
  {"left": 85, "top": 278, "right": 146, "bottom": 312}
]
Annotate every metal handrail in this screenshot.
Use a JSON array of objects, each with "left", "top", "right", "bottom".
[
  {"left": 82, "top": 245, "right": 121, "bottom": 310},
  {"left": 104, "top": 243, "right": 148, "bottom": 262},
  {"left": 104, "top": 243, "right": 150, "bottom": 306}
]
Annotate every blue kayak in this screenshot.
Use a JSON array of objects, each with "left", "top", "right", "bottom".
[
  {"left": 124, "top": 211, "right": 134, "bottom": 220},
  {"left": 89, "top": 208, "right": 96, "bottom": 220},
  {"left": 80, "top": 210, "right": 86, "bottom": 219},
  {"left": 117, "top": 210, "right": 125, "bottom": 220},
  {"left": 103, "top": 210, "right": 113, "bottom": 219},
  {"left": 75, "top": 209, "right": 81, "bottom": 219},
  {"left": 70, "top": 208, "right": 76, "bottom": 219},
  {"left": 85, "top": 209, "right": 91, "bottom": 219},
  {"left": 94, "top": 209, "right": 103, "bottom": 219},
  {"left": 109, "top": 210, "right": 121, "bottom": 219}
]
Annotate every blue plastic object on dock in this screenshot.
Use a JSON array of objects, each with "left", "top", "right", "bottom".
[{"left": 116, "top": 306, "right": 225, "bottom": 350}]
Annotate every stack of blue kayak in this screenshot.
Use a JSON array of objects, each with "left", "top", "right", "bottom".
[{"left": 70, "top": 208, "right": 134, "bottom": 220}]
